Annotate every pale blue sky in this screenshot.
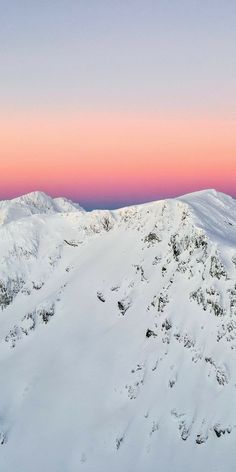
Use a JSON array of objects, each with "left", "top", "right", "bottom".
[{"left": 0, "top": 0, "right": 235, "bottom": 114}]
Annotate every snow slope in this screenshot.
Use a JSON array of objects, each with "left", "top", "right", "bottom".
[{"left": 0, "top": 189, "right": 236, "bottom": 471}]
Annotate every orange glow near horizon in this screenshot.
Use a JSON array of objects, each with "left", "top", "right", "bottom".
[{"left": 0, "top": 111, "right": 235, "bottom": 206}]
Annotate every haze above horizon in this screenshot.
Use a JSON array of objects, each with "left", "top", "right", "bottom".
[{"left": 0, "top": 1, "right": 235, "bottom": 207}]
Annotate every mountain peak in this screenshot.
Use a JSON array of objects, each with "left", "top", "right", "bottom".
[
  {"left": 179, "top": 188, "right": 235, "bottom": 205},
  {"left": 0, "top": 191, "right": 85, "bottom": 224},
  {"left": 0, "top": 187, "right": 236, "bottom": 470},
  {"left": 13, "top": 190, "right": 53, "bottom": 205}
]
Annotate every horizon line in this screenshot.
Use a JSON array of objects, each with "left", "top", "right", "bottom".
[{"left": 0, "top": 187, "right": 235, "bottom": 212}]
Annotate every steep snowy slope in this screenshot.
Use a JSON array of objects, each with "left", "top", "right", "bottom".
[{"left": 0, "top": 189, "right": 235, "bottom": 471}]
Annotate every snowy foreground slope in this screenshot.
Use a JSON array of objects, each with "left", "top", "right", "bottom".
[{"left": 0, "top": 190, "right": 236, "bottom": 471}]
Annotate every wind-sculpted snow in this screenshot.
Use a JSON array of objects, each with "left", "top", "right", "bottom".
[{"left": 0, "top": 189, "right": 236, "bottom": 471}]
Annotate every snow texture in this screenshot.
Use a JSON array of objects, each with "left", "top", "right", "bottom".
[{"left": 0, "top": 189, "right": 235, "bottom": 471}]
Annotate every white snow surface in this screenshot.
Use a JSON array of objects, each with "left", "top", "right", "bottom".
[{"left": 0, "top": 189, "right": 236, "bottom": 471}]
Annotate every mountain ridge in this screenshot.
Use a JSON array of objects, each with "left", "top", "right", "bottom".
[
  {"left": 0, "top": 188, "right": 235, "bottom": 471},
  {"left": 1, "top": 187, "right": 234, "bottom": 211}
]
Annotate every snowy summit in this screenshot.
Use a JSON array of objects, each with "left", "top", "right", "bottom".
[{"left": 0, "top": 189, "right": 236, "bottom": 471}]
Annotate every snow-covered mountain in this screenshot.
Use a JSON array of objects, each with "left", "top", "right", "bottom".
[
  {"left": 0, "top": 191, "right": 84, "bottom": 225},
  {"left": 0, "top": 189, "right": 236, "bottom": 471}
]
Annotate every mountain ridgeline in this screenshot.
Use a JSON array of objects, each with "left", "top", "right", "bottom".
[{"left": 0, "top": 189, "right": 236, "bottom": 471}]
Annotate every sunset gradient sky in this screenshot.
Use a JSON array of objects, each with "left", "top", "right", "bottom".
[{"left": 1, "top": 1, "right": 236, "bottom": 208}]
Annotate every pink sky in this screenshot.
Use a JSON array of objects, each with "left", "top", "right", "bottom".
[{"left": 0, "top": 111, "right": 235, "bottom": 207}]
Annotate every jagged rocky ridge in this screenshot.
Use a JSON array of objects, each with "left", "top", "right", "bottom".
[{"left": 0, "top": 190, "right": 236, "bottom": 471}]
